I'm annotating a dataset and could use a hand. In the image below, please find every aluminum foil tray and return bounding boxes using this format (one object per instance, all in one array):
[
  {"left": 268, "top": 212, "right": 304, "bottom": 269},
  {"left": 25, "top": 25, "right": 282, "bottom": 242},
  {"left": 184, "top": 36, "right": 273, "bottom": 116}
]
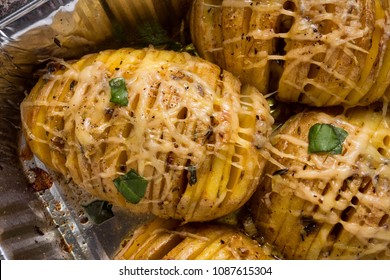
[{"left": 0, "top": 0, "right": 190, "bottom": 260}]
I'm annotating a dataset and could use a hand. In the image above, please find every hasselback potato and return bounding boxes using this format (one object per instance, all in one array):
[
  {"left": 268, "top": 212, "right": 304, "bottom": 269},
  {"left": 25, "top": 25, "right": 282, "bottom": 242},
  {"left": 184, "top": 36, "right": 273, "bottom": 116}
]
[
  {"left": 190, "top": 0, "right": 390, "bottom": 107},
  {"left": 250, "top": 104, "right": 390, "bottom": 259},
  {"left": 20, "top": 47, "right": 273, "bottom": 222},
  {"left": 52, "top": 0, "right": 192, "bottom": 47},
  {"left": 102, "top": 0, "right": 193, "bottom": 30},
  {"left": 114, "top": 218, "right": 274, "bottom": 260}
]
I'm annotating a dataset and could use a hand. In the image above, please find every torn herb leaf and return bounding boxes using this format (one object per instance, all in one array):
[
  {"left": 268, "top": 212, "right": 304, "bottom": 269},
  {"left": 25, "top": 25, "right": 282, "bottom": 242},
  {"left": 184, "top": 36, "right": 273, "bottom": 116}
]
[
  {"left": 188, "top": 165, "right": 197, "bottom": 185},
  {"left": 179, "top": 43, "right": 198, "bottom": 56},
  {"left": 82, "top": 200, "right": 114, "bottom": 225},
  {"left": 134, "top": 20, "right": 197, "bottom": 55},
  {"left": 308, "top": 123, "right": 348, "bottom": 154},
  {"left": 136, "top": 20, "right": 181, "bottom": 50},
  {"left": 109, "top": 77, "right": 128, "bottom": 106},
  {"left": 113, "top": 169, "right": 148, "bottom": 204}
]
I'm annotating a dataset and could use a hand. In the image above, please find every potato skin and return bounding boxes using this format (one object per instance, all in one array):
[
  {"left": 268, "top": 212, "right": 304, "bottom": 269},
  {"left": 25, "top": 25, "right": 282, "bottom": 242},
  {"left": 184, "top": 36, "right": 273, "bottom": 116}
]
[
  {"left": 20, "top": 47, "right": 273, "bottom": 222},
  {"left": 250, "top": 105, "right": 390, "bottom": 259},
  {"left": 190, "top": 0, "right": 390, "bottom": 107},
  {"left": 114, "top": 218, "right": 274, "bottom": 260}
]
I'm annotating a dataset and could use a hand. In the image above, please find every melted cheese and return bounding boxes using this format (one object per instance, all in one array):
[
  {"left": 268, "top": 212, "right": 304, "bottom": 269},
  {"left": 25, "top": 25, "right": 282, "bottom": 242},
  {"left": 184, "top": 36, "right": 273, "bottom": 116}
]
[
  {"left": 252, "top": 107, "right": 390, "bottom": 259},
  {"left": 20, "top": 47, "right": 273, "bottom": 222},
  {"left": 191, "top": 0, "right": 390, "bottom": 106}
]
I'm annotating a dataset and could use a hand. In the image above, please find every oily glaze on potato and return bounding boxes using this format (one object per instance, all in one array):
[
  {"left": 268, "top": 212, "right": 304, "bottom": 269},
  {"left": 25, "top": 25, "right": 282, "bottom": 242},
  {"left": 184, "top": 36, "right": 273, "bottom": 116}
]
[
  {"left": 20, "top": 47, "right": 273, "bottom": 222},
  {"left": 250, "top": 105, "right": 390, "bottom": 259},
  {"left": 190, "top": 0, "right": 390, "bottom": 107},
  {"left": 114, "top": 217, "right": 274, "bottom": 260}
]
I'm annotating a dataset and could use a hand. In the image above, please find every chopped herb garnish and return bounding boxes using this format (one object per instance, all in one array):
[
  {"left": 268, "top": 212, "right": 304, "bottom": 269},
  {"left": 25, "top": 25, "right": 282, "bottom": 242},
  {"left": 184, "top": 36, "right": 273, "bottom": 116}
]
[
  {"left": 308, "top": 123, "right": 348, "bottom": 154},
  {"left": 82, "top": 200, "right": 114, "bottom": 225},
  {"left": 109, "top": 77, "right": 128, "bottom": 106},
  {"left": 133, "top": 20, "right": 197, "bottom": 55},
  {"left": 188, "top": 165, "right": 197, "bottom": 185},
  {"left": 113, "top": 169, "right": 148, "bottom": 204},
  {"left": 136, "top": 20, "right": 181, "bottom": 50}
]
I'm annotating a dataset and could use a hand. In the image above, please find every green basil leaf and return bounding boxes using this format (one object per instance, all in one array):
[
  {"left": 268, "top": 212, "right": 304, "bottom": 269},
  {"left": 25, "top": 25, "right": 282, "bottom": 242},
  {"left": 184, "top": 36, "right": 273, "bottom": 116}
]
[
  {"left": 113, "top": 169, "right": 148, "bottom": 204},
  {"left": 308, "top": 123, "right": 348, "bottom": 154},
  {"left": 109, "top": 77, "right": 128, "bottom": 106},
  {"left": 134, "top": 21, "right": 197, "bottom": 55},
  {"left": 136, "top": 20, "right": 179, "bottom": 49},
  {"left": 82, "top": 200, "right": 114, "bottom": 225}
]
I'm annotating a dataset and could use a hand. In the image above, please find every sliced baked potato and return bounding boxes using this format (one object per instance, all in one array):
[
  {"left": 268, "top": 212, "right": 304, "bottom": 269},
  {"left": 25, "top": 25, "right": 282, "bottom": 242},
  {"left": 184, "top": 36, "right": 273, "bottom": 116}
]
[
  {"left": 190, "top": 0, "right": 390, "bottom": 107},
  {"left": 250, "top": 104, "right": 390, "bottom": 259},
  {"left": 114, "top": 217, "right": 275, "bottom": 260},
  {"left": 20, "top": 47, "right": 273, "bottom": 222}
]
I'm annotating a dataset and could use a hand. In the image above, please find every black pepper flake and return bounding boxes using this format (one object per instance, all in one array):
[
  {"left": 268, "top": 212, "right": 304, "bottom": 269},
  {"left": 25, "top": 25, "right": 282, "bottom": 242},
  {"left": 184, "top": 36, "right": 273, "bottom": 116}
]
[
  {"left": 202, "top": 127, "right": 213, "bottom": 145},
  {"left": 70, "top": 80, "right": 76, "bottom": 91},
  {"left": 54, "top": 37, "right": 62, "bottom": 47},
  {"left": 47, "top": 63, "right": 57, "bottom": 74},
  {"left": 272, "top": 168, "right": 289, "bottom": 176},
  {"left": 300, "top": 215, "right": 318, "bottom": 241},
  {"left": 188, "top": 165, "right": 197, "bottom": 186}
]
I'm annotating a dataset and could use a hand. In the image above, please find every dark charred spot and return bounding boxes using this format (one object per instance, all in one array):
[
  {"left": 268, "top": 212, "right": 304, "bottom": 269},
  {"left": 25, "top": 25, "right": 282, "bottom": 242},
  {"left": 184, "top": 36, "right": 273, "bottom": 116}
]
[
  {"left": 202, "top": 127, "right": 214, "bottom": 145},
  {"left": 51, "top": 136, "right": 65, "bottom": 149},
  {"left": 28, "top": 167, "right": 53, "bottom": 192},
  {"left": 59, "top": 236, "right": 72, "bottom": 253},
  {"left": 300, "top": 215, "right": 318, "bottom": 240},
  {"left": 272, "top": 168, "right": 289, "bottom": 176},
  {"left": 54, "top": 37, "right": 62, "bottom": 47},
  {"left": 166, "top": 152, "right": 174, "bottom": 165},
  {"left": 105, "top": 108, "right": 114, "bottom": 116}
]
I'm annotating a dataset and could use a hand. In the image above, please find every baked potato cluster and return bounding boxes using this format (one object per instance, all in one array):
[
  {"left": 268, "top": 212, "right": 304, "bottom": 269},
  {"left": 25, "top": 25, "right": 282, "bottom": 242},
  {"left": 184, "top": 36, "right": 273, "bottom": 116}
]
[{"left": 20, "top": 0, "right": 390, "bottom": 259}]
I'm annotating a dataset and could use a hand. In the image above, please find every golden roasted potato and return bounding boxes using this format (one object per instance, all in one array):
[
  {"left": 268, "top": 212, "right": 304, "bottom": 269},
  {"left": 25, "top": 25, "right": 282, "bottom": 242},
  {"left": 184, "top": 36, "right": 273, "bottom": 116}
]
[
  {"left": 114, "top": 218, "right": 274, "bottom": 260},
  {"left": 103, "top": 0, "right": 193, "bottom": 30},
  {"left": 190, "top": 0, "right": 390, "bottom": 107},
  {"left": 250, "top": 104, "right": 390, "bottom": 259},
  {"left": 20, "top": 47, "right": 273, "bottom": 222}
]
